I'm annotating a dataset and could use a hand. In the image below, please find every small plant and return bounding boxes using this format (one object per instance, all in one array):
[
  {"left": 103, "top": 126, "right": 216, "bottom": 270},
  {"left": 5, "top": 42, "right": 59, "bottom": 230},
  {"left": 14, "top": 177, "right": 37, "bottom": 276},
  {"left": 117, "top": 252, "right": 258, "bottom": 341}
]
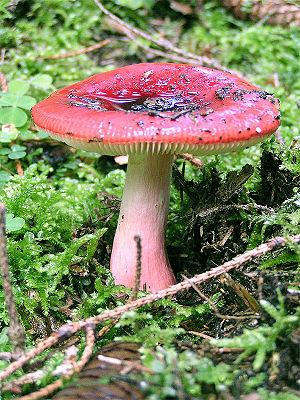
[
  {"left": 211, "top": 290, "right": 299, "bottom": 371},
  {"left": 141, "top": 346, "right": 234, "bottom": 399},
  {"left": 5, "top": 212, "right": 25, "bottom": 232},
  {"left": 0, "top": 75, "right": 53, "bottom": 186},
  {"left": 0, "top": 75, "right": 52, "bottom": 129}
]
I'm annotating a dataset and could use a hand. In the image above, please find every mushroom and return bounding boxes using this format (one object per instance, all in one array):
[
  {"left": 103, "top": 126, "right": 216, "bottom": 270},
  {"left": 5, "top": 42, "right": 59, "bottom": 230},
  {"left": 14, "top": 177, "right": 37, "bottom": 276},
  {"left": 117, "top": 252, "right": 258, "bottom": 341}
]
[{"left": 31, "top": 63, "right": 280, "bottom": 291}]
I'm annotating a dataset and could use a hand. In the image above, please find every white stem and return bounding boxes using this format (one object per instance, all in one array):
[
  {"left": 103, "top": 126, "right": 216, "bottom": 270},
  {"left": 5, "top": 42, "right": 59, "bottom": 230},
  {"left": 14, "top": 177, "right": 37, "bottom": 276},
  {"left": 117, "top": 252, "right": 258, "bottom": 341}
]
[{"left": 110, "top": 152, "right": 176, "bottom": 291}]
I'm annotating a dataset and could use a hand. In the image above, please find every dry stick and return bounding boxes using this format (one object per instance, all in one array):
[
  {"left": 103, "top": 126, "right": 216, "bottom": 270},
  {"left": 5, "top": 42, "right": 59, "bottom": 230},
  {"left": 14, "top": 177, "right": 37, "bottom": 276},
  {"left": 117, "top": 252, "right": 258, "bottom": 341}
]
[
  {"left": 219, "top": 225, "right": 234, "bottom": 247},
  {"left": 0, "top": 72, "right": 8, "bottom": 92},
  {"left": 0, "top": 49, "right": 8, "bottom": 92},
  {"left": 97, "top": 236, "right": 142, "bottom": 339},
  {"left": 97, "top": 354, "right": 153, "bottom": 375},
  {"left": 124, "top": 29, "right": 227, "bottom": 71},
  {"left": 92, "top": 0, "right": 239, "bottom": 74},
  {"left": 14, "top": 159, "right": 24, "bottom": 176},
  {"left": 1, "top": 339, "right": 81, "bottom": 392},
  {"left": 195, "top": 203, "right": 275, "bottom": 219},
  {"left": 182, "top": 274, "right": 260, "bottom": 320},
  {"left": 187, "top": 331, "right": 214, "bottom": 340},
  {"left": 98, "top": 236, "right": 142, "bottom": 336},
  {"left": 0, "top": 204, "right": 26, "bottom": 354},
  {"left": 39, "top": 39, "right": 113, "bottom": 60},
  {"left": 0, "top": 70, "right": 8, "bottom": 93},
  {"left": 129, "top": 235, "right": 142, "bottom": 301},
  {"left": 0, "top": 163, "right": 15, "bottom": 175},
  {"left": 14, "top": 324, "right": 95, "bottom": 400},
  {"left": 1, "top": 368, "right": 48, "bottom": 394},
  {"left": 0, "top": 48, "right": 5, "bottom": 64},
  {"left": 97, "top": 320, "right": 117, "bottom": 339},
  {"left": 0, "top": 352, "right": 18, "bottom": 362},
  {"left": 0, "top": 234, "right": 299, "bottom": 382},
  {"left": 178, "top": 153, "right": 204, "bottom": 168},
  {"left": 220, "top": 272, "right": 262, "bottom": 313}
]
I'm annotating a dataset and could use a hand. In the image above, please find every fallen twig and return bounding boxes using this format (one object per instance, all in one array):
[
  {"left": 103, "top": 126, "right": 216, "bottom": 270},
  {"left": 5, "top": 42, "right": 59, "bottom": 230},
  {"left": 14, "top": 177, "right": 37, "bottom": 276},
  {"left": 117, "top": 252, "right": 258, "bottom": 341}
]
[
  {"left": 0, "top": 163, "right": 15, "bottom": 175},
  {"left": 195, "top": 203, "right": 275, "bottom": 219},
  {"left": 0, "top": 49, "right": 8, "bottom": 92},
  {"left": 92, "top": 0, "right": 243, "bottom": 76},
  {"left": 0, "top": 71, "right": 8, "bottom": 92},
  {"left": 39, "top": 39, "right": 113, "bottom": 60},
  {"left": 129, "top": 235, "right": 142, "bottom": 301},
  {"left": 0, "top": 204, "right": 26, "bottom": 355},
  {"left": 13, "top": 324, "right": 95, "bottom": 400},
  {"left": 1, "top": 368, "right": 48, "bottom": 394},
  {"left": 177, "top": 153, "right": 204, "bottom": 168},
  {"left": 14, "top": 158, "right": 24, "bottom": 176},
  {"left": 182, "top": 273, "right": 260, "bottom": 320},
  {"left": 97, "top": 354, "right": 153, "bottom": 375}
]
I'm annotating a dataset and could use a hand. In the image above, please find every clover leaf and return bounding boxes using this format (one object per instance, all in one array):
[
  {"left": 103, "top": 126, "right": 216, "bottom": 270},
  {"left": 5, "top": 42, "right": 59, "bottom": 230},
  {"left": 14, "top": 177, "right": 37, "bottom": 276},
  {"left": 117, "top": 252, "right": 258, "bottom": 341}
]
[{"left": 6, "top": 213, "right": 25, "bottom": 232}]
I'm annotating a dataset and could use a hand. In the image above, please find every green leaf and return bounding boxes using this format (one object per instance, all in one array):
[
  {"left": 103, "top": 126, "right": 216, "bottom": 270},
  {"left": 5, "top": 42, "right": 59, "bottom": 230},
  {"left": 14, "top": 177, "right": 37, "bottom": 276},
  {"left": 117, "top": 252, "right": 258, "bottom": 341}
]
[
  {"left": 260, "top": 300, "right": 281, "bottom": 320},
  {"left": 0, "top": 93, "right": 17, "bottom": 106},
  {"left": 6, "top": 213, "right": 25, "bottom": 232},
  {"left": 253, "top": 346, "right": 266, "bottom": 371},
  {"left": 15, "top": 95, "right": 36, "bottom": 110},
  {"left": 114, "top": 0, "right": 154, "bottom": 10},
  {"left": 0, "top": 148, "right": 11, "bottom": 155},
  {"left": 0, "top": 93, "right": 36, "bottom": 109},
  {"left": 31, "top": 74, "right": 53, "bottom": 89},
  {"left": 8, "top": 80, "right": 30, "bottom": 96},
  {"left": 0, "top": 107, "right": 27, "bottom": 127},
  {"left": 86, "top": 228, "right": 107, "bottom": 261},
  {"left": 37, "top": 130, "right": 48, "bottom": 139},
  {"left": 0, "top": 126, "right": 19, "bottom": 142},
  {"left": 0, "top": 171, "right": 11, "bottom": 186},
  {"left": 10, "top": 144, "right": 26, "bottom": 152},
  {"left": 8, "top": 151, "right": 26, "bottom": 159}
]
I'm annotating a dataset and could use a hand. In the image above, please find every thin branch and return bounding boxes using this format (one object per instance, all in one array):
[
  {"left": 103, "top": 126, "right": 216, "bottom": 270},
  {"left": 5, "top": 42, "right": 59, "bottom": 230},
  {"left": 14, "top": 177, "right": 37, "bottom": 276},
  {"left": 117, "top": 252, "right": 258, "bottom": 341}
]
[
  {"left": 39, "top": 39, "right": 113, "bottom": 60},
  {"left": 97, "top": 354, "right": 153, "bottom": 374},
  {"left": 182, "top": 274, "right": 260, "bottom": 320},
  {"left": 1, "top": 368, "right": 47, "bottom": 394},
  {"left": 0, "top": 204, "right": 26, "bottom": 354},
  {"left": 0, "top": 352, "right": 21, "bottom": 362},
  {"left": 14, "top": 324, "right": 95, "bottom": 400},
  {"left": 219, "top": 225, "right": 235, "bottom": 247},
  {"left": 0, "top": 49, "right": 8, "bottom": 92},
  {"left": 0, "top": 163, "right": 15, "bottom": 175},
  {"left": 0, "top": 61, "right": 8, "bottom": 93},
  {"left": 124, "top": 29, "right": 226, "bottom": 69},
  {"left": 0, "top": 72, "right": 8, "bottom": 92},
  {"left": 92, "top": 0, "right": 243, "bottom": 76},
  {"left": 0, "top": 49, "right": 5, "bottom": 64},
  {"left": 219, "top": 272, "right": 262, "bottom": 313},
  {"left": 195, "top": 203, "right": 275, "bottom": 219},
  {"left": 129, "top": 235, "right": 142, "bottom": 301},
  {"left": 187, "top": 331, "right": 214, "bottom": 340},
  {"left": 176, "top": 153, "right": 204, "bottom": 168},
  {"left": 0, "top": 234, "right": 298, "bottom": 383},
  {"left": 14, "top": 158, "right": 24, "bottom": 176}
]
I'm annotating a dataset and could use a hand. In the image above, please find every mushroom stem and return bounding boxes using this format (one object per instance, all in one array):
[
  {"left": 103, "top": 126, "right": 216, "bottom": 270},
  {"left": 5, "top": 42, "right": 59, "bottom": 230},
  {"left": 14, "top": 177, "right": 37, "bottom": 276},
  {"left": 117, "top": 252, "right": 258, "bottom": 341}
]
[{"left": 110, "top": 151, "right": 176, "bottom": 291}]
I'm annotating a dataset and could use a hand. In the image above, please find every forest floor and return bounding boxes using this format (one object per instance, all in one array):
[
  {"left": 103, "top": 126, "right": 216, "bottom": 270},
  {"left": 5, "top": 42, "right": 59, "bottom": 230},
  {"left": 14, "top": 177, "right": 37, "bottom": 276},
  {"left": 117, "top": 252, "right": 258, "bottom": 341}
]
[{"left": 0, "top": 1, "right": 299, "bottom": 399}]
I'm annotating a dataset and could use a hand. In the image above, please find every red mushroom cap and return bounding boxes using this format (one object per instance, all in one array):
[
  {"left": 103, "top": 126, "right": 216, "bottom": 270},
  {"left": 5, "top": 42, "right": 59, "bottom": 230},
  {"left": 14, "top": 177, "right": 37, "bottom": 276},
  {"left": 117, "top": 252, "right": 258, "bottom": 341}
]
[{"left": 31, "top": 63, "right": 280, "bottom": 155}]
